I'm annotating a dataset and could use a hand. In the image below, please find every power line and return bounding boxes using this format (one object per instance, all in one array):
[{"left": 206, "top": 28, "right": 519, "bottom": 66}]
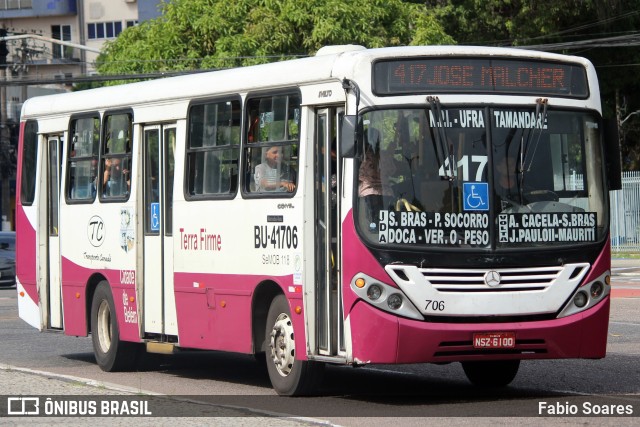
[
  {"left": 525, "top": 10, "right": 640, "bottom": 42},
  {"left": 459, "top": 11, "right": 640, "bottom": 47},
  {"left": 598, "top": 62, "right": 640, "bottom": 68},
  {"left": 3, "top": 31, "right": 640, "bottom": 87},
  {"left": 0, "top": 69, "right": 212, "bottom": 86},
  {"left": 520, "top": 33, "right": 640, "bottom": 51}
]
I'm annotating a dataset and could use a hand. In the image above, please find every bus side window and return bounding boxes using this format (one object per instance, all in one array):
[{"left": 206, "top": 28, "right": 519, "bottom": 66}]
[
  {"left": 100, "top": 113, "right": 133, "bottom": 200},
  {"left": 186, "top": 98, "right": 241, "bottom": 198},
  {"left": 244, "top": 92, "right": 300, "bottom": 196},
  {"left": 67, "top": 116, "right": 100, "bottom": 202},
  {"left": 20, "top": 120, "right": 38, "bottom": 205}
]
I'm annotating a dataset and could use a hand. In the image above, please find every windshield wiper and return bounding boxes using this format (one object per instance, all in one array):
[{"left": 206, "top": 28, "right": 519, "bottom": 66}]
[
  {"left": 427, "top": 96, "right": 455, "bottom": 181},
  {"left": 518, "top": 97, "right": 548, "bottom": 200}
]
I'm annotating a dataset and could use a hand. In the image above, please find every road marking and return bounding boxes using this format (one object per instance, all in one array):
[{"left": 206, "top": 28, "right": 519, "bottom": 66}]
[
  {"left": 610, "top": 321, "right": 640, "bottom": 326},
  {"left": 611, "top": 289, "right": 640, "bottom": 298},
  {"left": 0, "top": 363, "right": 158, "bottom": 395}
]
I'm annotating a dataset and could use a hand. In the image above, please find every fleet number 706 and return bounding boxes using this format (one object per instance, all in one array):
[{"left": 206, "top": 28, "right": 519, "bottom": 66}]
[{"left": 425, "top": 300, "right": 445, "bottom": 311}]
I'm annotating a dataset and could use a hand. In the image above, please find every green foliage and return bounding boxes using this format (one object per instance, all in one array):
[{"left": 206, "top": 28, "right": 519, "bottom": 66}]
[
  {"left": 428, "top": 0, "right": 594, "bottom": 46},
  {"left": 96, "top": 0, "right": 454, "bottom": 78}
]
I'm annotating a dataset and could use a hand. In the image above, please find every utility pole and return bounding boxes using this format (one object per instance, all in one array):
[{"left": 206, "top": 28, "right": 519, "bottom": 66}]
[
  {"left": 0, "top": 27, "right": 13, "bottom": 231},
  {"left": 0, "top": 31, "right": 102, "bottom": 230},
  {"left": 0, "top": 30, "right": 141, "bottom": 230},
  {"left": 18, "top": 37, "right": 28, "bottom": 105}
]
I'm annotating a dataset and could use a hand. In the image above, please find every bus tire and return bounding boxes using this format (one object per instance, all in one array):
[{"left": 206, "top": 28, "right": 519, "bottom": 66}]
[
  {"left": 265, "top": 294, "right": 324, "bottom": 396},
  {"left": 90, "top": 281, "right": 138, "bottom": 372},
  {"left": 462, "top": 360, "right": 520, "bottom": 387}
]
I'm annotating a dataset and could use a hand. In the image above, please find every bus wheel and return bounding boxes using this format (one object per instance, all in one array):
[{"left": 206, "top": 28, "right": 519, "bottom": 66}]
[
  {"left": 265, "top": 295, "right": 324, "bottom": 396},
  {"left": 462, "top": 360, "right": 520, "bottom": 387},
  {"left": 90, "top": 281, "right": 138, "bottom": 372}
]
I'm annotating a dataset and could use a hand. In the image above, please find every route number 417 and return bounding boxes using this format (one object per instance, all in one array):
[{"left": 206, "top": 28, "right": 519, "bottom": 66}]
[{"left": 439, "top": 155, "right": 487, "bottom": 181}]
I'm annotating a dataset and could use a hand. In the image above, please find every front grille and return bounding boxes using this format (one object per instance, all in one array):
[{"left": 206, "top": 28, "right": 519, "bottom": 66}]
[
  {"left": 384, "top": 262, "right": 591, "bottom": 319},
  {"left": 415, "top": 265, "right": 587, "bottom": 293}
]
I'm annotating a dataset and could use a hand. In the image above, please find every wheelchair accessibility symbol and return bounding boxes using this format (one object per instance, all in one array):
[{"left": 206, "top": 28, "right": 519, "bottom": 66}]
[
  {"left": 463, "top": 182, "right": 489, "bottom": 211},
  {"left": 150, "top": 202, "right": 160, "bottom": 231}
]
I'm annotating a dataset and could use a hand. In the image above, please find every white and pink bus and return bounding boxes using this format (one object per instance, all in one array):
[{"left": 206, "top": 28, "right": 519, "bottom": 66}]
[{"left": 16, "top": 45, "right": 621, "bottom": 395}]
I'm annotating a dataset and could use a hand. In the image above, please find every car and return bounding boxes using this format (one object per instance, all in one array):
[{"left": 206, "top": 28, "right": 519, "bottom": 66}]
[{"left": 0, "top": 231, "right": 16, "bottom": 287}]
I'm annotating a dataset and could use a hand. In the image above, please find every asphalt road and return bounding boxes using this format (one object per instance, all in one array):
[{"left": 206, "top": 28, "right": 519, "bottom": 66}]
[{"left": 0, "top": 267, "right": 639, "bottom": 426}]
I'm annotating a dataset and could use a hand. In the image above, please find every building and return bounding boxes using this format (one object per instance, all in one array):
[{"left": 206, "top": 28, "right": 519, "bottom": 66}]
[
  {"left": 0, "top": 0, "right": 162, "bottom": 230},
  {"left": 0, "top": 0, "right": 164, "bottom": 96}
]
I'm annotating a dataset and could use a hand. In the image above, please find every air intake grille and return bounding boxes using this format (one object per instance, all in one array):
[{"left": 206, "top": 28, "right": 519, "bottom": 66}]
[{"left": 415, "top": 265, "right": 586, "bottom": 292}]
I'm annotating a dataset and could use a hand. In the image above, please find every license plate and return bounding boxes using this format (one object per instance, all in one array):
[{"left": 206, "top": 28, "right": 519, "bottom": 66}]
[{"left": 473, "top": 332, "right": 516, "bottom": 349}]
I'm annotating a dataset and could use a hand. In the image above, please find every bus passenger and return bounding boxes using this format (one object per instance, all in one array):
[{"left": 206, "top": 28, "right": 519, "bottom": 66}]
[
  {"left": 359, "top": 131, "right": 384, "bottom": 229},
  {"left": 103, "top": 158, "right": 114, "bottom": 195},
  {"left": 90, "top": 159, "right": 98, "bottom": 198},
  {"left": 254, "top": 146, "right": 296, "bottom": 192},
  {"left": 103, "top": 158, "right": 130, "bottom": 196}
]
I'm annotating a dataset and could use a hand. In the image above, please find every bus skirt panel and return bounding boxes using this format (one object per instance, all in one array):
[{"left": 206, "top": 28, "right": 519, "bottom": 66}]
[{"left": 347, "top": 296, "right": 610, "bottom": 364}]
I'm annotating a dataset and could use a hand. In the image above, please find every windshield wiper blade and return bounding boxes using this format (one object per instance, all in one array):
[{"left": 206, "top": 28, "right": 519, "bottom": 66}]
[
  {"left": 427, "top": 96, "right": 455, "bottom": 181},
  {"left": 523, "top": 98, "right": 548, "bottom": 171},
  {"left": 518, "top": 97, "right": 549, "bottom": 200}
]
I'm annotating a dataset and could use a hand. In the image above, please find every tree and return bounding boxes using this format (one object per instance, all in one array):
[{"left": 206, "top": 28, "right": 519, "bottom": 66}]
[
  {"left": 427, "top": 0, "right": 595, "bottom": 47},
  {"left": 584, "top": 2, "right": 640, "bottom": 170},
  {"left": 96, "top": 0, "right": 454, "bottom": 77}
]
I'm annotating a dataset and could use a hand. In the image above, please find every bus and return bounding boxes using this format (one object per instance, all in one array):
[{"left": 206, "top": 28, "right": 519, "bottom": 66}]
[{"left": 16, "top": 45, "right": 621, "bottom": 395}]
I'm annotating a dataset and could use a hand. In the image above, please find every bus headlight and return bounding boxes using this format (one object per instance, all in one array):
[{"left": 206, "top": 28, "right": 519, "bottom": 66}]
[
  {"left": 558, "top": 271, "right": 610, "bottom": 319},
  {"left": 367, "top": 284, "right": 382, "bottom": 301},
  {"left": 350, "top": 273, "right": 423, "bottom": 320},
  {"left": 590, "top": 281, "right": 604, "bottom": 299},
  {"left": 387, "top": 294, "right": 403, "bottom": 310},
  {"left": 574, "top": 291, "right": 588, "bottom": 308}
]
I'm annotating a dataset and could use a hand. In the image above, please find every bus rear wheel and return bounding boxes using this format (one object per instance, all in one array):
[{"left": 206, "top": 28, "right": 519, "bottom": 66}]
[
  {"left": 462, "top": 360, "right": 520, "bottom": 387},
  {"left": 90, "top": 281, "right": 139, "bottom": 372},
  {"left": 265, "top": 295, "right": 324, "bottom": 396}
]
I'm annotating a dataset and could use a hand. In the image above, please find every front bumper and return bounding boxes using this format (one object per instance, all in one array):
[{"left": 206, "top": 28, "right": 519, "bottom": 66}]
[{"left": 347, "top": 295, "right": 610, "bottom": 364}]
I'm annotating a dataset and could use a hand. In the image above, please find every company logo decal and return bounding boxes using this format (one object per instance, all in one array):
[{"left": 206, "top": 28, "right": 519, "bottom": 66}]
[{"left": 88, "top": 216, "right": 105, "bottom": 247}]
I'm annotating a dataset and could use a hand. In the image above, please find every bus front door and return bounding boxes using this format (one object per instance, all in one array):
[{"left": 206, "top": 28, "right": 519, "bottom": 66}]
[
  {"left": 314, "top": 108, "right": 345, "bottom": 357},
  {"left": 46, "top": 135, "right": 63, "bottom": 329},
  {"left": 142, "top": 125, "right": 177, "bottom": 337}
]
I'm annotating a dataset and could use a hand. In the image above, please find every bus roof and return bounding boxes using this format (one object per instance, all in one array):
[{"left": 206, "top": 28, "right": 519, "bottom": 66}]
[{"left": 21, "top": 45, "right": 596, "bottom": 119}]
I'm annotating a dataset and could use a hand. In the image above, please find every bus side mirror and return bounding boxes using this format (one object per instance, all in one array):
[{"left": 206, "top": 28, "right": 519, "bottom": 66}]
[
  {"left": 340, "top": 115, "right": 358, "bottom": 158},
  {"left": 604, "top": 118, "right": 622, "bottom": 191}
]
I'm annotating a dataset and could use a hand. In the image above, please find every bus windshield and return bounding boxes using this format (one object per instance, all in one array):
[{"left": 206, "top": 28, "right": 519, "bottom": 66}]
[{"left": 356, "top": 107, "right": 607, "bottom": 249}]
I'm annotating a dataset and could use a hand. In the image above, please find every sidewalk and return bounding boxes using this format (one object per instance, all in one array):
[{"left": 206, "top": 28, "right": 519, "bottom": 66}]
[{"left": 612, "top": 258, "right": 640, "bottom": 269}]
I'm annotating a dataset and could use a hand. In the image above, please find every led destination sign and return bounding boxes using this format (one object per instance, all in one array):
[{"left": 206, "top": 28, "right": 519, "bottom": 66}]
[{"left": 373, "top": 57, "right": 589, "bottom": 98}]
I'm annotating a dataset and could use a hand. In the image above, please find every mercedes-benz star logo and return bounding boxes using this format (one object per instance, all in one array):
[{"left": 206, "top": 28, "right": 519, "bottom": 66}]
[{"left": 484, "top": 270, "right": 502, "bottom": 287}]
